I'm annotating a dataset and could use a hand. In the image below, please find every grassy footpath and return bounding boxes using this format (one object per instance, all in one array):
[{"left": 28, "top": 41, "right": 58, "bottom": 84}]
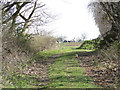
[
  {"left": 3, "top": 43, "right": 100, "bottom": 88},
  {"left": 40, "top": 44, "right": 100, "bottom": 88},
  {"left": 47, "top": 56, "right": 98, "bottom": 88}
]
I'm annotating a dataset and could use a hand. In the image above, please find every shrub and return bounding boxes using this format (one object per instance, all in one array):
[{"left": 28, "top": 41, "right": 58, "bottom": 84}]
[
  {"left": 29, "top": 35, "right": 56, "bottom": 53},
  {"left": 79, "top": 39, "right": 101, "bottom": 50}
]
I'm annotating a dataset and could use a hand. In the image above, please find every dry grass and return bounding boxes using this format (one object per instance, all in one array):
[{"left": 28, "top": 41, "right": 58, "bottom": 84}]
[{"left": 29, "top": 35, "right": 56, "bottom": 53}]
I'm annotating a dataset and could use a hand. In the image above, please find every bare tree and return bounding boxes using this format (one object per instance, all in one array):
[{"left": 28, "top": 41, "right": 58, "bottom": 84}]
[
  {"left": 81, "top": 33, "right": 87, "bottom": 41},
  {"left": 56, "top": 35, "right": 67, "bottom": 43},
  {"left": 2, "top": 0, "right": 54, "bottom": 36}
]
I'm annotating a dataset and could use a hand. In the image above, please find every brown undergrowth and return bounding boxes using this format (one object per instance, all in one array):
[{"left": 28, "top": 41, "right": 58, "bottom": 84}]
[
  {"left": 77, "top": 51, "right": 118, "bottom": 88},
  {"left": 21, "top": 55, "right": 60, "bottom": 87}
]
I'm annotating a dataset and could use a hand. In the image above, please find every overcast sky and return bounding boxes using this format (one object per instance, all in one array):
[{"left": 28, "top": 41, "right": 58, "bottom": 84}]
[{"left": 40, "top": 0, "right": 100, "bottom": 40}]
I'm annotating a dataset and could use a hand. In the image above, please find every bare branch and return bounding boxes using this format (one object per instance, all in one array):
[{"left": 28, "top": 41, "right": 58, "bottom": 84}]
[
  {"left": 3, "top": 2, "right": 21, "bottom": 12},
  {"left": 3, "top": 2, "right": 30, "bottom": 24},
  {"left": 19, "top": 13, "right": 27, "bottom": 21},
  {"left": 28, "top": 1, "right": 37, "bottom": 20},
  {"left": 20, "top": 6, "right": 33, "bottom": 14}
]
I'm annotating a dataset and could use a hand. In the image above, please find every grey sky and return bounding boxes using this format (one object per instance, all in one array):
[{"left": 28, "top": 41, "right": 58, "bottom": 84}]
[{"left": 40, "top": 0, "right": 100, "bottom": 40}]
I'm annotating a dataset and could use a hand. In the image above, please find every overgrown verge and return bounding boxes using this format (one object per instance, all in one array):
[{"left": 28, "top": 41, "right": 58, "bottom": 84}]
[
  {"left": 77, "top": 39, "right": 119, "bottom": 88},
  {"left": 2, "top": 0, "right": 57, "bottom": 88},
  {"left": 87, "top": 1, "right": 120, "bottom": 88},
  {"left": 77, "top": 50, "right": 118, "bottom": 88},
  {"left": 79, "top": 38, "right": 100, "bottom": 50},
  {"left": 2, "top": 30, "right": 56, "bottom": 88}
]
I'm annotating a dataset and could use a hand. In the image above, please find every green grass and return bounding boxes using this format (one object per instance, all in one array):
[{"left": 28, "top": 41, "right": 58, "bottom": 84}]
[
  {"left": 3, "top": 72, "right": 40, "bottom": 88},
  {"left": 38, "top": 43, "right": 100, "bottom": 88},
  {"left": 38, "top": 44, "right": 93, "bottom": 57},
  {"left": 47, "top": 55, "right": 99, "bottom": 88}
]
